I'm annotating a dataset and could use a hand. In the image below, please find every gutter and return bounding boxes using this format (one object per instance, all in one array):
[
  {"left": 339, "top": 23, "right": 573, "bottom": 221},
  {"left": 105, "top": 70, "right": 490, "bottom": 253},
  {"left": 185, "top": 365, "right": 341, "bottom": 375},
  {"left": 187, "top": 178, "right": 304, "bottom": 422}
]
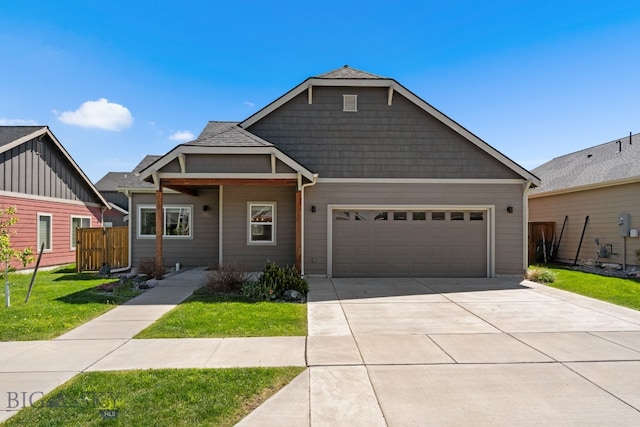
[
  {"left": 300, "top": 174, "right": 319, "bottom": 276},
  {"left": 523, "top": 181, "right": 532, "bottom": 271}
]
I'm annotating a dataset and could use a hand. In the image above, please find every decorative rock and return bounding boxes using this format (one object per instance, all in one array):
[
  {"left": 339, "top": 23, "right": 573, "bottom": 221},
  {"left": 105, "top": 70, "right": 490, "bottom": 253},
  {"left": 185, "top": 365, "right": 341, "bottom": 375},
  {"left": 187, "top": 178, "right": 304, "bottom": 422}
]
[
  {"left": 283, "top": 289, "right": 302, "bottom": 302},
  {"left": 98, "top": 263, "right": 111, "bottom": 277}
]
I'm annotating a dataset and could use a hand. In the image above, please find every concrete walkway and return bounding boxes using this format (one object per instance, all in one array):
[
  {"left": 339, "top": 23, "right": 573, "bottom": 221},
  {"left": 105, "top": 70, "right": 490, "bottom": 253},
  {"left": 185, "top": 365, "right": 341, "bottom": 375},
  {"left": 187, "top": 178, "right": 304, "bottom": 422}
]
[
  {"left": 3, "top": 273, "right": 640, "bottom": 425},
  {"left": 0, "top": 267, "right": 306, "bottom": 422},
  {"left": 238, "top": 277, "right": 640, "bottom": 426}
]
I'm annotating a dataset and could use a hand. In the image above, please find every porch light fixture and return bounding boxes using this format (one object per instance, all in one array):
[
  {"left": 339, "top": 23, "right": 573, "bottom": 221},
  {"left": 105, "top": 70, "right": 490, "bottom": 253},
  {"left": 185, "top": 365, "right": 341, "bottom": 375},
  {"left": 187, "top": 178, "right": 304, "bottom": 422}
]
[
  {"left": 203, "top": 205, "right": 209, "bottom": 212},
  {"left": 311, "top": 205, "right": 317, "bottom": 213},
  {"left": 506, "top": 206, "right": 514, "bottom": 214}
]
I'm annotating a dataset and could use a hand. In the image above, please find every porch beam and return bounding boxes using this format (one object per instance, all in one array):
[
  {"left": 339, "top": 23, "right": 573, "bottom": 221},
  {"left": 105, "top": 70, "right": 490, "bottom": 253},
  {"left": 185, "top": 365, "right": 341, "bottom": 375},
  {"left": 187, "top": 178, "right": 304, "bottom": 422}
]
[
  {"left": 160, "top": 178, "right": 297, "bottom": 187},
  {"left": 163, "top": 185, "right": 199, "bottom": 196},
  {"left": 155, "top": 189, "right": 164, "bottom": 279},
  {"left": 295, "top": 190, "right": 302, "bottom": 272}
]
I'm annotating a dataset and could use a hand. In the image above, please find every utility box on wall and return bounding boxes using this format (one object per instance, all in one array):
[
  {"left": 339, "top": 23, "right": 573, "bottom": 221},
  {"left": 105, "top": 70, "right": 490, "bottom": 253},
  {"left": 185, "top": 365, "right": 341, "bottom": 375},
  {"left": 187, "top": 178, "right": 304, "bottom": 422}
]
[{"left": 619, "top": 213, "right": 631, "bottom": 237}]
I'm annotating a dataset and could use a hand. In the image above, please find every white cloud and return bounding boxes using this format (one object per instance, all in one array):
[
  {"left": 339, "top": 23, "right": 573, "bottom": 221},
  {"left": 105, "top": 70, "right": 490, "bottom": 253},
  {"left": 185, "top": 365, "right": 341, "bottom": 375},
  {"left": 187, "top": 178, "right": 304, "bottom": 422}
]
[
  {"left": 56, "top": 98, "right": 133, "bottom": 131},
  {"left": 169, "top": 130, "right": 195, "bottom": 142},
  {"left": 244, "top": 101, "right": 255, "bottom": 107},
  {"left": 0, "top": 118, "right": 39, "bottom": 126}
]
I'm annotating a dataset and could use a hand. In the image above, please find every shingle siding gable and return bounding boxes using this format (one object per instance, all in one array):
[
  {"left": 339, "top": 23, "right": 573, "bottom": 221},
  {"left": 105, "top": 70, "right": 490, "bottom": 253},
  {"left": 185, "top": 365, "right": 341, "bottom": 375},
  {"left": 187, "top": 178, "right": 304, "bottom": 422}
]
[{"left": 247, "top": 86, "right": 521, "bottom": 179}]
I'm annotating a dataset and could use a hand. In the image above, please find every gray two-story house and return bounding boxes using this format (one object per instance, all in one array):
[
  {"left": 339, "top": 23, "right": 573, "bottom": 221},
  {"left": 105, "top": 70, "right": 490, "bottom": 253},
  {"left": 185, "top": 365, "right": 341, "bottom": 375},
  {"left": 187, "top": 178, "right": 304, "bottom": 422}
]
[{"left": 120, "top": 66, "right": 539, "bottom": 278}]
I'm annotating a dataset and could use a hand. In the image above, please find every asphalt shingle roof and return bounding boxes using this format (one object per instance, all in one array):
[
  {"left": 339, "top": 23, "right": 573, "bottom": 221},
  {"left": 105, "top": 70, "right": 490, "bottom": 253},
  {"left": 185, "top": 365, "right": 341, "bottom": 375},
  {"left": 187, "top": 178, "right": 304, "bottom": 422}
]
[
  {"left": 0, "top": 126, "right": 45, "bottom": 148},
  {"left": 118, "top": 155, "right": 162, "bottom": 188},
  {"left": 530, "top": 132, "right": 640, "bottom": 194},
  {"left": 95, "top": 172, "right": 129, "bottom": 191},
  {"left": 192, "top": 121, "right": 273, "bottom": 147},
  {"left": 316, "top": 65, "right": 385, "bottom": 79}
]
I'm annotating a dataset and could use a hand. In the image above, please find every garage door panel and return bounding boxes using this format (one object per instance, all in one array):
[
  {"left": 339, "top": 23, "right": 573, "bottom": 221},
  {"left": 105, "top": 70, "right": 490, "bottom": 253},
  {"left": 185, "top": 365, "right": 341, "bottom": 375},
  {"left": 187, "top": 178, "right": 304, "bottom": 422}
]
[{"left": 333, "top": 209, "right": 487, "bottom": 277}]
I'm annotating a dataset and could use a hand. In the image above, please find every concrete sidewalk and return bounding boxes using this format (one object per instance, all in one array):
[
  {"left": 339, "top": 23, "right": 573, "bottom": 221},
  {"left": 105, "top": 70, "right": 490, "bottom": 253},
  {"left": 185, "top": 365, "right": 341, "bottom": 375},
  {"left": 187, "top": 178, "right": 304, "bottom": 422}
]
[
  {"left": 3, "top": 273, "right": 640, "bottom": 425},
  {"left": 0, "top": 267, "right": 306, "bottom": 422},
  {"left": 238, "top": 277, "right": 640, "bottom": 427}
]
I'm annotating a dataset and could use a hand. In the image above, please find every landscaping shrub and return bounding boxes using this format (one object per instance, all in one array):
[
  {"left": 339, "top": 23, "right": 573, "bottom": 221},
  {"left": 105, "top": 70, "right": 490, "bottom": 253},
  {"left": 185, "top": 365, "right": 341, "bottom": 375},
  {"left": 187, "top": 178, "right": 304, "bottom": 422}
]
[
  {"left": 203, "top": 262, "right": 250, "bottom": 294},
  {"left": 136, "top": 258, "right": 166, "bottom": 279},
  {"left": 241, "top": 261, "right": 308, "bottom": 300},
  {"left": 525, "top": 267, "right": 557, "bottom": 283}
]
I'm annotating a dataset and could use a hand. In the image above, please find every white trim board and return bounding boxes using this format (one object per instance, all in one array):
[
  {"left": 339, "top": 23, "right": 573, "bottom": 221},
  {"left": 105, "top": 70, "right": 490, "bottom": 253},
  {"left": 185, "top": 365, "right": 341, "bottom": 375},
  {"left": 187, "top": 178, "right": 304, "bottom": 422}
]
[{"left": 325, "top": 204, "right": 495, "bottom": 278}]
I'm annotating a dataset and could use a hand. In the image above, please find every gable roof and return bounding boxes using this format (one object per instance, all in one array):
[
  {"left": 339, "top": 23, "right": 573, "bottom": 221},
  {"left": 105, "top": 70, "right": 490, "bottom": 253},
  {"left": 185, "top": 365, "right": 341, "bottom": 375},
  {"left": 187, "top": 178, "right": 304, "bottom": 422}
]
[
  {"left": 239, "top": 66, "right": 540, "bottom": 185},
  {"left": 95, "top": 172, "right": 129, "bottom": 192},
  {"left": 0, "top": 126, "right": 109, "bottom": 207},
  {"left": 117, "top": 155, "right": 163, "bottom": 190},
  {"left": 192, "top": 121, "right": 273, "bottom": 147},
  {"left": 137, "top": 122, "right": 315, "bottom": 183},
  {"left": 530, "top": 132, "right": 640, "bottom": 196}
]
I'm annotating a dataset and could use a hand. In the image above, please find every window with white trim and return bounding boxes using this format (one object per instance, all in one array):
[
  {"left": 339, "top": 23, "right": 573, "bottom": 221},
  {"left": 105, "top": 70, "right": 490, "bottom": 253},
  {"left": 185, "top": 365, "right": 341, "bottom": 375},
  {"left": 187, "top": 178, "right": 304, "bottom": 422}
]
[
  {"left": 137, "top": 206, "right": 192, "bottom": 238},
  {"left": 38, "top": 213, "right": 52, "bottom": 252},
  {"left": 248, "top": 203, "right": 275, "bottom": 244},
  {"left": 70, "top": 216, "right": 91, "bottom": 250}
]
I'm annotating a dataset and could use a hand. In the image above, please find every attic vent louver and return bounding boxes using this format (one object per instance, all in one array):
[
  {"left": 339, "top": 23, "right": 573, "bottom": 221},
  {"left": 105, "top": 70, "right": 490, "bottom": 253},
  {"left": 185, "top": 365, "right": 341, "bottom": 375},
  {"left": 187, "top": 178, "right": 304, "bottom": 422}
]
[{"left": 343, "top": 94, "right": 357, "bottom": 112}]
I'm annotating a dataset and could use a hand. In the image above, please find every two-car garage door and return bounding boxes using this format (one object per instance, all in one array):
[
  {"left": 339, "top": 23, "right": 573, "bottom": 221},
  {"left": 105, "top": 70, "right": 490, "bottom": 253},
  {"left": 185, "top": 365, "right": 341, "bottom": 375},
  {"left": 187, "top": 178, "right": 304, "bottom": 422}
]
[{"left": 332, "top": 209, "right": 488, "bottom": 277}]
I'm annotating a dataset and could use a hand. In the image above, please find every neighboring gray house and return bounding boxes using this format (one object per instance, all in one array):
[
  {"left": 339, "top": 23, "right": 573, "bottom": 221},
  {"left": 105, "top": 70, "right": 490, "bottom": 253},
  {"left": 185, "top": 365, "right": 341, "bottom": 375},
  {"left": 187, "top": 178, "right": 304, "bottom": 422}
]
[
  {"left": 529, "top": 132, "right": 640, "bottom": 269},
  {"left": 95, "top": 172, "right": 130, "bottom": 226},
  {"left": 122, "top": 66, "right": 539, "bottom": 277}
]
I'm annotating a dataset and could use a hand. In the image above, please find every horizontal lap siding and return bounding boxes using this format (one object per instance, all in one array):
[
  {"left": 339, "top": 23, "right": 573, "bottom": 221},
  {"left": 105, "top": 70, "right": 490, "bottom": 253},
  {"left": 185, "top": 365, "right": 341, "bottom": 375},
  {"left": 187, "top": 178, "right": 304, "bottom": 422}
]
[
  {"left": 0, "top": 194, "right": 102, "bottom": 269},
  {"left": 529, "top": 183, "right": 640, "bottom": 267},
  {"left": 130, "top": 190, "right": 219, "bottom": 268},
  {"left": 222, "top": 185, "right": 296, "bottom": 271},
  {"left": 304, "top": 183, "right": 524, "bottom": 276}
]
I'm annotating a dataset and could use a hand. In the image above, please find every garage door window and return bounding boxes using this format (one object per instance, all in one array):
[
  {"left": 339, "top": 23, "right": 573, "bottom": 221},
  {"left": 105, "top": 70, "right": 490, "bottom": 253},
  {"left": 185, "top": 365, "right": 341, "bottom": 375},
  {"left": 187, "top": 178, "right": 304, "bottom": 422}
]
[
  {"left": 393, "top": 212, "right": 407, "bottom": 221},
  {"left": 431, "top": 212, "right": 445, "bottom": 221},
  {"left": 249, "top": 203, "right": 276, "bottom": 244},
  {"left": 355, "top": 212, "right": 368, "bottom": 221},
  {"left": 470, "top": 212, "right": 484, "bottom": 221},
  {"left": 412, "top": 212, "right": 427, "bottom": 221},
  {"left": 451, "top": 212, "right": 465, "bottom": 221},
  {"left": 374, "top": 212, "right": 388, "bottom": 221}
]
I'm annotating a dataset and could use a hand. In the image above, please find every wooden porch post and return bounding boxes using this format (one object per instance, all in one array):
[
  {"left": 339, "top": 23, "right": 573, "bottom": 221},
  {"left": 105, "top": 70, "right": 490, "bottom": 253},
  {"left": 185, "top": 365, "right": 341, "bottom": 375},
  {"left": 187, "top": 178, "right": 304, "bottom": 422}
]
[
  {"left": 155, "top": 189, "right": 164, "bottom": 279},
  {"left": 295, "top": 190, "right": 302, "bottom": 272}
]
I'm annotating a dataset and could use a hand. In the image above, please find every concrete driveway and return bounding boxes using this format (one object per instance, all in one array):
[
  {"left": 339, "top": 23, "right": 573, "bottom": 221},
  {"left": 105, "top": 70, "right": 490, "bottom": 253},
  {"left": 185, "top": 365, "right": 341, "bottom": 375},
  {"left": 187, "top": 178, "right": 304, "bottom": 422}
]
[{"left": 241, "top": 277, "right": 640, "bottom": 426}]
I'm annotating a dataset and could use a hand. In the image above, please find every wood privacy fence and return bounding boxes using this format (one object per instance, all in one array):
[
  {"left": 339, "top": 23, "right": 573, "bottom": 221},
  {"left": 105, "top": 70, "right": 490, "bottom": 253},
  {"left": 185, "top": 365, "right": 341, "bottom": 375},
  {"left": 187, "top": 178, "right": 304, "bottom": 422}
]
[{"left": 76, "top": 227, "right": 128, "bottom": 272}]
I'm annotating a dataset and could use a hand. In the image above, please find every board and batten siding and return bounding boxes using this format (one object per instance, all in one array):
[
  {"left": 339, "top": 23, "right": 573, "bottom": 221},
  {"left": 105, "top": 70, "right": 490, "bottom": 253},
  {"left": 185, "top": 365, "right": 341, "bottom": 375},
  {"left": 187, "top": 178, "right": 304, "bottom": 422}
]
[
  {"left": 529, "top": 182, "right": 640, "bottom": 268},
  {"left": 0, "top": 135, "right": 101, "bottom": 203},
  {"left": 303, "top": 182, "right": 525, "bottom": 276},
  {"left": 130, "top": 189, "right": 219, "bottom": 268},
  {"left": 222, "top": 185, "right": 296, "bottom": 271},
  {"left": 0, "top": 194, "right": 102, "bottom": 269},
  {"left": 247, "top": 86, "right": 522, "bottom": 180}
]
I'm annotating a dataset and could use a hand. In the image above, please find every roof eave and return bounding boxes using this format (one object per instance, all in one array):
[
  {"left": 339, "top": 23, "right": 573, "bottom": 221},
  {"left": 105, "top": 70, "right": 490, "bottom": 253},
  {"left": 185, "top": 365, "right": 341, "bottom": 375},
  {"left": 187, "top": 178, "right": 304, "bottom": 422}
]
[{"left": 528, "top": 176, "right": 640, "bottom": 198}]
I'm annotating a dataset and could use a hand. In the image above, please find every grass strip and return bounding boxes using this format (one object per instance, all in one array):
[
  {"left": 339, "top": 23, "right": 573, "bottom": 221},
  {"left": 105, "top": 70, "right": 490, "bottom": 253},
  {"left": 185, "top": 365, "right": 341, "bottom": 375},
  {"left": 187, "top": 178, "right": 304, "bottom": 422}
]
[
  {"left": 537, "top": 265, "right": 640, "bottom": 311},
  {"left": 2, "top": 367, "right": 305, "bottom": 427},
  {"left": 0, "top": 266, "right": 140, "bottom": 341},
  {"left": 136, "top": 294, "right": 307, "bottom": 338}
]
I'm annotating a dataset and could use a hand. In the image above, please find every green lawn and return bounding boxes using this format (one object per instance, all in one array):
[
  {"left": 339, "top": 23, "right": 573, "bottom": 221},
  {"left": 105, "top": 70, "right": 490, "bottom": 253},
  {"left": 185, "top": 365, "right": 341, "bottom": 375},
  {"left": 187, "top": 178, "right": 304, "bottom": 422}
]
[
  {"left": 0, "top": 266, "right": 140, "bottom": 341},
  {"left": 136, "top": 293, "right": 307, "bottom": 338},
  {"left": 533, "top": 265, "right": 640, "bottom": 311},
  {"left": 1, "top": 367, "right": 305, "bottom": 427}
]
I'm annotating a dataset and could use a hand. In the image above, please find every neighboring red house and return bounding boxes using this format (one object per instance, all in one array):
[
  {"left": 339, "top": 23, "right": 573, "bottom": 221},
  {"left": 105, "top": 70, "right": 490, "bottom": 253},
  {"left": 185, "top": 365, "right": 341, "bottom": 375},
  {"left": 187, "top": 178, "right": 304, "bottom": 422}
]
[{"left": 0, "top": 126, "right": 109, "bottom": 269}]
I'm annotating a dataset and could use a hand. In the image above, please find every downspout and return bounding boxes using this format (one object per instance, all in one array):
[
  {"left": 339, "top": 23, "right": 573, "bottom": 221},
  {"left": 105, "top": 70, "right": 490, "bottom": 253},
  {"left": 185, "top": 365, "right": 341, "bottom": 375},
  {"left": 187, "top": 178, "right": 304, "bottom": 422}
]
[
  {"left": 300, "top": 173, "right": 319, "bottom": 276},
  {"left": 111, "top": 190, "right": 132, "bottom": 273},
  {"left": 523, "top": 180, "right": 532, "bottom": 272}
]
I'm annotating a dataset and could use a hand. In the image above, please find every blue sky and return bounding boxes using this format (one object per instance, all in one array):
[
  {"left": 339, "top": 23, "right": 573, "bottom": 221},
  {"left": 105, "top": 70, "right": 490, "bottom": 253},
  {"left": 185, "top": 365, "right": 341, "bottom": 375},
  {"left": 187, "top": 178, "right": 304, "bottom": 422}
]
[{"left": 1, "top": 0, "right": 639, "bottom": 182}]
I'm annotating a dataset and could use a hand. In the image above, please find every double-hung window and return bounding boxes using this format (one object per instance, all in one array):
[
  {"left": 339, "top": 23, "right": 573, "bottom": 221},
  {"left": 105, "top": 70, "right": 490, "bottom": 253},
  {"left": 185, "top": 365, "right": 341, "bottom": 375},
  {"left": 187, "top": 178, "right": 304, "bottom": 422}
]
[
  {"left": 138, "top": 206, "right": 192, "bottom": 238},
  {"left": 70, "top": 216, "right": 91, "bottom": 250},
  {"left": 248, "top": 203, "right": 275, "bottom": 244},
  {"left": 38, "top": 213, "right": 52, "bottom": 252}
]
